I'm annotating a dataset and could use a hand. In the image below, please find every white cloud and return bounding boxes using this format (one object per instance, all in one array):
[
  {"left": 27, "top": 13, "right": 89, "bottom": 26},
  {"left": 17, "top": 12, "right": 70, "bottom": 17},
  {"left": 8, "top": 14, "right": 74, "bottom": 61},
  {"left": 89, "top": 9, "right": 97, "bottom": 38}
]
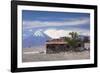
[
  {"left": 23, "top": 17, "right": 90, "bottom": 29},
  {"left": 44, "top": 29, "right": 90, "bottom": 39},
  {"left": 28, "top": 29, "right": 33, "bottom": 32},
  {"left": 44, "top": 29, "right": 70, "bottom": 38}
]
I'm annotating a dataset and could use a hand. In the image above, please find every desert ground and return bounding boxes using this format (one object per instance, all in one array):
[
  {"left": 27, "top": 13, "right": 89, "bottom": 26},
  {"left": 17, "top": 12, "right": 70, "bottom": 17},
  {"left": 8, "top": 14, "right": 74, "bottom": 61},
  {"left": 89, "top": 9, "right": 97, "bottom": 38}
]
[{"left": 22, "top": 48, "right": 90, "bottom": 62}]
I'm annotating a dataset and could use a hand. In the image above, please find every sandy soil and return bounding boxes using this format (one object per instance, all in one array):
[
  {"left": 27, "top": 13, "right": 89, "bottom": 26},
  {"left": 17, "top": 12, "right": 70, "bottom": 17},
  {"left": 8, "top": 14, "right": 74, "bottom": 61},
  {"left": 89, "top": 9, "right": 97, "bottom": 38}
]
[{"left": 22, "top": 48, "right": 90, "bottom": 62}]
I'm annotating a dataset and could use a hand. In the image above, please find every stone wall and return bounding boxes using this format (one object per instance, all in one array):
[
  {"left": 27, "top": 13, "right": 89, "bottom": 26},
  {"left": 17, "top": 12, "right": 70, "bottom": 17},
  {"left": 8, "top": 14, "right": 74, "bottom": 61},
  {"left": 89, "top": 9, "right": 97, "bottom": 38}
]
[{"left": 46, "top": 44, "right": 69, "bottom": 54}]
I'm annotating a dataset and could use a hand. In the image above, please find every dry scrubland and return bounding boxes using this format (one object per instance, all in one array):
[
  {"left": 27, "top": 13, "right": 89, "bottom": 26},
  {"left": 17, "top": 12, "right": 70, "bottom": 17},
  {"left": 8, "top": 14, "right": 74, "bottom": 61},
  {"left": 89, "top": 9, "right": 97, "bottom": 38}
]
[{"left": 22, "top": 48, "right": 90, "bottom": 62}]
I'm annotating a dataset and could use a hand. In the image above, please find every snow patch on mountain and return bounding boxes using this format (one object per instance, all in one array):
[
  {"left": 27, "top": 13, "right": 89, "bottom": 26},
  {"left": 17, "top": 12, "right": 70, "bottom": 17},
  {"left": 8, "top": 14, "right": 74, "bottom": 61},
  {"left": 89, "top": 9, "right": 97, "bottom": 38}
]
[{"left": 33, "top": 29, "right": 44, "bottom": 37}]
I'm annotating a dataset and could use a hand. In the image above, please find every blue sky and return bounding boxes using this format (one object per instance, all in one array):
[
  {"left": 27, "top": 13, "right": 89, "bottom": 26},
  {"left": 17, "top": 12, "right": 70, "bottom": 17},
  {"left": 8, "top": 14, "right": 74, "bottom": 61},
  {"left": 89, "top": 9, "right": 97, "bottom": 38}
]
[
  {"left": 22, "top": 10, "right": 90, "bottom": 39},
  {"left": 22, "top": 10, "right": 89, "bottom": 22}
]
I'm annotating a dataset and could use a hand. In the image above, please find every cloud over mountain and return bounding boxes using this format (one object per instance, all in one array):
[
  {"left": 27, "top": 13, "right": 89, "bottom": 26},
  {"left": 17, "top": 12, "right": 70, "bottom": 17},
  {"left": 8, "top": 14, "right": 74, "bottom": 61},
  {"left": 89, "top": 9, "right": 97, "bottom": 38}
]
[{"left": 44, "top": 29, "right": 90, "bottom": 39}]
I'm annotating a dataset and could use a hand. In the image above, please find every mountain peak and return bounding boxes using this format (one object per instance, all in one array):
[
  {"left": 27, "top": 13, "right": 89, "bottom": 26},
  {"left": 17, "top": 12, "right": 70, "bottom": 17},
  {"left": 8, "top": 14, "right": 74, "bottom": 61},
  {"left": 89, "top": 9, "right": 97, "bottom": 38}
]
[
  {"left": 33, "top": 29, "right": 44, "bottom": 37},
  {"left": 23, "top": 29, "right": 51, "bottom": 48}
]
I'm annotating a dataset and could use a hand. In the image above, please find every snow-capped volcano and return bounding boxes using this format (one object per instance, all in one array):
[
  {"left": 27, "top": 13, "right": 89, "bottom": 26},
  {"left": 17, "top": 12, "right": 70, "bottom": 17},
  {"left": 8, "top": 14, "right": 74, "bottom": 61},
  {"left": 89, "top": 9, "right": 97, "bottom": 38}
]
[
  {"left": 23, "top": 29, "right": 51, "bottom": 48},
  {"left": 33, "top": 29, "right": 44, "bottom": 37}
]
